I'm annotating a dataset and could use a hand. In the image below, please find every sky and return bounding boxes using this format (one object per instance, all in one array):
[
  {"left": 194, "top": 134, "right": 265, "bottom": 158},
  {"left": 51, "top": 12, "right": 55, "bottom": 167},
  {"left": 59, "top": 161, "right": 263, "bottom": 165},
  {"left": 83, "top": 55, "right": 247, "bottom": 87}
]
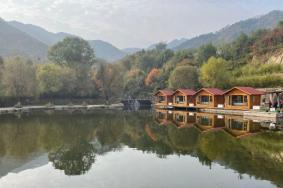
[{"left": 1, "top": 0, "right": 283, "bottom": 48}]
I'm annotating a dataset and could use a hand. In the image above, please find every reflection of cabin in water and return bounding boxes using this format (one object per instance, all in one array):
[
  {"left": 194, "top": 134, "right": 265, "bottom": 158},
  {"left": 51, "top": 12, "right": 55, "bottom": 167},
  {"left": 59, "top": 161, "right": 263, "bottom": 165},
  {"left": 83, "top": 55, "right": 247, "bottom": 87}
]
[
  {"left": 224, "top": 115, "right": 261, "bottom": 138},
  {"left": 172, "top": 111, "right": 196, "bottom": 128},
  {"left": 224, "top": 87, "right": 264, "bottom": 110},
  {"left": 154, "top": 90, "right": 174, "bottom": 108},
  {"left": 172, "top": 89, "right": 196, "bottom": 108},
  {"left": 195, "top": 113, "right": 225, "bottom": 132},
  {"left": 195, "top": 88, "right": 225, "bottom": 109},
  {"left": 154, "top": 109, "right": 173, "bottom": 125}
]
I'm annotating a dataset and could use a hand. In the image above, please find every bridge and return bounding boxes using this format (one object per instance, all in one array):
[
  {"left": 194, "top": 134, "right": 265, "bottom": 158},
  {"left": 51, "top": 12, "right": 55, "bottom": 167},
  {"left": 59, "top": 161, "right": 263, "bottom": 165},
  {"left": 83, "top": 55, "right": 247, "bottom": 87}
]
[{"left": 121, "top": 99, "right": 152, "bottom": 110}]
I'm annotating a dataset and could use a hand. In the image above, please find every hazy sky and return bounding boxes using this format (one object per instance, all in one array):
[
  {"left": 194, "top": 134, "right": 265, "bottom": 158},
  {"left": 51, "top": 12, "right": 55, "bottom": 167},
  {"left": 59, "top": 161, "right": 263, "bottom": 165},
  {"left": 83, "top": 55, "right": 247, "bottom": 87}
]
[{"left": 1, "top": 0, "right": 283, "bottom": 48}]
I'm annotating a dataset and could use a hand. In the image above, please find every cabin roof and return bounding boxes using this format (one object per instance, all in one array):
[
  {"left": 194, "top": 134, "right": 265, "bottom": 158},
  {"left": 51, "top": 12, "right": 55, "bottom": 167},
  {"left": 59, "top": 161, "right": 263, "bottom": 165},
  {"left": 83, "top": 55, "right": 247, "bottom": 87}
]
[
  {"left": 224, "top": 87, "right": 265, "bottom": 95},
  {"left": 154, "top": 89, "right": 174, "bottom": 96},
  {"left": 196, "top": 88, "right": 224, "bottom": 95},
  {"left": 174, "top": 89, "right": 196, "bottom": 96}
]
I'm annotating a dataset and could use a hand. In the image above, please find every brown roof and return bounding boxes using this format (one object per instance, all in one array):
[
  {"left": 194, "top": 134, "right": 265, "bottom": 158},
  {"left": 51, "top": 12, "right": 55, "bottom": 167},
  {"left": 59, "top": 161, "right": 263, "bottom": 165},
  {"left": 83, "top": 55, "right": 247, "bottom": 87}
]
[
  {"left": 154, "top": 89, "right": 174, "bottom": 96},
  {"left": 196, "top": 88, "right": 225, "bottom": 95},
  {"left": 224, "top": 87, "right": 265, "bottom": 95},
  {"left": 174, "top": 89, "right": 196, "bottom": 96}
]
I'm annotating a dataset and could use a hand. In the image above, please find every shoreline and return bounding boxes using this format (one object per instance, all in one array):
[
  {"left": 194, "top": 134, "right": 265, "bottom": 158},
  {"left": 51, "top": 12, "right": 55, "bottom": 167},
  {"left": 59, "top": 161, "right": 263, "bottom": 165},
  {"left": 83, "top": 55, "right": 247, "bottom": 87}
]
[{"left": 0, "top": 103, "right": 124, "bottom": 114}]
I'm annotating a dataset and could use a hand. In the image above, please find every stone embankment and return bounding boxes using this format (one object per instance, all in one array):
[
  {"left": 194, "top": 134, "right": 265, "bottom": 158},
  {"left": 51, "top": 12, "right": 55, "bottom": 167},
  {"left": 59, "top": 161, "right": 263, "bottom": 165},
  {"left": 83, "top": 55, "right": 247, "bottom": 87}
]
[{"left": 0, "top": 103, "right": 124, "bottom": 114}]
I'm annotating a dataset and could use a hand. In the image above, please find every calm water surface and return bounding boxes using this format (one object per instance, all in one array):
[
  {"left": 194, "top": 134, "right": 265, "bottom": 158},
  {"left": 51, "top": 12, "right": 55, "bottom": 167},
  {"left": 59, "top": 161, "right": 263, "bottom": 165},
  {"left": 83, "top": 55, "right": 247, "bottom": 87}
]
[{"left": 0, "top": 109, "right": 282, "bottom": 188}]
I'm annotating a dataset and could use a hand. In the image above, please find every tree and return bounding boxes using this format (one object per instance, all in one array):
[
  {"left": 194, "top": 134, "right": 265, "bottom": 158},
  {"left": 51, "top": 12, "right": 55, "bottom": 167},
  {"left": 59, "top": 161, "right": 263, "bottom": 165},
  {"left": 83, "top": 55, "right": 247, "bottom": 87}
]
[
  {"left": 2, "top": 57, "right": 37, "bottom": 98},
  {"left": 37, "top": 63, "right": 76, "bottom": 97},
  {"left": 168, "top": 65, "right": 199, "bottom": 89},
  {"left": 196, "top": 43, "right": 217, "bottom": 65},
  {"left": 200, "top": 57, "right": 231, "bottom": 88},
  {"left": 37, "top": 64, "right": 64, "bottom": 95},
  {"left": 155, "top": 43, "right": 167, "bottom": 51},
  {"left": 48, "top": 37, "right": 96, "bottom": 97},
  {"left": 145, "top": 68, "right": 160, "bottom": 86},
  {"left": 49, "top": 140, "right": 96, "bottom": 175},
  {"left": 123, "top": 68, "right": 146, "bottom": 97},
  {"left": 48, "top": 37, "right": 95, "bottom": 68},
  {"left": 0, "top": 56, "right": 4, "bottom": 94},
  {"left": 93, "top": 63, "right": 123, "bottom": 104},
  {"left": 0, "top": 56, "right": 3, "bottom": 65}
]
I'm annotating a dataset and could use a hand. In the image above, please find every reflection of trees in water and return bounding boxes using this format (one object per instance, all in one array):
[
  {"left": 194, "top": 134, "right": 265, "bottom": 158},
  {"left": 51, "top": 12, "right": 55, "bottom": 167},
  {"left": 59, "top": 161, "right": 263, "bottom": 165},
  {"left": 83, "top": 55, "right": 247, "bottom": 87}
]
[
  {"left": 0, "top": 111, "right": 282, "bottom": 186},
  {"left": 48, "top": 140, "right": 95, "bottom": 175}
]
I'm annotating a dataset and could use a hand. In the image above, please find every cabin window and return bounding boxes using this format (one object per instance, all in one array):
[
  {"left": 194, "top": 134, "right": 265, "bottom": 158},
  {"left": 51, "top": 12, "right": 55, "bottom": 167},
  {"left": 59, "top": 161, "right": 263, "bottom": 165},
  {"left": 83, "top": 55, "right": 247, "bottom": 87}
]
[
  {"left": 244, "top": 96, "right": 248, "bottom": 103},
  {"left": 229, "top": 119, "right": 247, "bottom": 130},
  {"left": 175, "top": 114, "right": 185, "bottom": 122},
  {"left": 198, "top": 116, "right": 212, "bottom": 126},
  {"left": 158, "top": 96, "right": 165, "bottom": 103},
  {"left": 175, "top": 96, "right": 185, "bottom": 104},
  {"left": 158, "top": 112, "right": 165, "bottom": 119},
  {"left": 231, "top": 95, "right": 247, "bottom": 106},
  {"left": 199, "top": 95, "right": 210, "bottom": 104}
]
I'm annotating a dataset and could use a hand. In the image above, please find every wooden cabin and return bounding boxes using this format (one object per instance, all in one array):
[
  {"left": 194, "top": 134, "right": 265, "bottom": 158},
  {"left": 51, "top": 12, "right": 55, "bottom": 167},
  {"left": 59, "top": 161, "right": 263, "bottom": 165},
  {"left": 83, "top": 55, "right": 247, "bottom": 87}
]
[
  {"left": 154, "top": 109, "right": 173, "bottom": 125},
  {"left": 195, "top": 88, "right": 225, "bottom": 109},
  {"left": 172, "top": 111, "right": 196, "bottom": 128},
  {"left": 224, "top": 115, "right": 261, "bottom": 138},
  {"left": 154, "top": 90, "right": 174, "bottom": 108},
  {"left": 172, "top": 89, "right": 196, "bottom": 108},
  {"left": 224, "top": 87, "right": 264, "bottom": 110},
  {"left": 195, "top": 112, "right": 225, "bottom": 132}
]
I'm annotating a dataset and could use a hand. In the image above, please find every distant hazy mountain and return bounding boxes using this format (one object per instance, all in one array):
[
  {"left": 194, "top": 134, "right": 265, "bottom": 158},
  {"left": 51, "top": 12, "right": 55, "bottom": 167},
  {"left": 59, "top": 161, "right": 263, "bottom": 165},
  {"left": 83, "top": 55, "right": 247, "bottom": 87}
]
[
  {"left": 88, "top": 40, "right": 126, "bottom": 62},
  {"left": 8, "top": 20, "right": 127, "bottom": 61},
  {"left": 9, "top": 21, "right": 71, "bottom": 46},
  {"left": 2, "top": 10, "right": 283, "bottom": 61},
  {"left": 0, "top": 18, "right": 48, "bottom": 59},
  {"left": 147, "top": 38, "right": 187, "bottom": 50},
  {"left": 167, "top": 38, "right": 187, "bottom": 49},
  {"left": 123, "top": 48, "right": 142, "bottom": 54},
  {"left": 175, "top": 10, "right": 283, "bottom": 50}
]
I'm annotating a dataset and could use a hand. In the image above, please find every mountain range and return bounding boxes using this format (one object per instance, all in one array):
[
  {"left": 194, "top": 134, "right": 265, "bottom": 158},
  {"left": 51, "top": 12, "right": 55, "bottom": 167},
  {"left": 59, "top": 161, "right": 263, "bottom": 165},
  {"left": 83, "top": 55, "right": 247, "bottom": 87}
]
[
  {"left": 175, "top": 10, "right": 283, "bottom": 50},
  {"left": 0, "top": 18, "right": 48, "bottom": 59},
  {"left": 0, "top": 10, "right": 283, "bottom": 62},
  {"left": 6, "top": 21, "right": 129, "bottom": 62}
]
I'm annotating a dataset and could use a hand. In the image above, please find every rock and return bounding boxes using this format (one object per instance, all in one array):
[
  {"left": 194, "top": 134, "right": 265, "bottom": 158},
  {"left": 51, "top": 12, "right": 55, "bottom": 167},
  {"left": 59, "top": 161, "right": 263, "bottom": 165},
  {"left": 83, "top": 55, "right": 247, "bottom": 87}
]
[{"left": 267, "top": 50, "right": 283, "bottom": 64}]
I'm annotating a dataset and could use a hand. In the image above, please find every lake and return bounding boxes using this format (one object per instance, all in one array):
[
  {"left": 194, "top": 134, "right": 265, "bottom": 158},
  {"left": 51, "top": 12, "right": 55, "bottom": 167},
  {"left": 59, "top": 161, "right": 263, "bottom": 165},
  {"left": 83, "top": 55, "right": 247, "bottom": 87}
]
[{"left": 0, "top": 109, "right": 282, "bottom": 188}]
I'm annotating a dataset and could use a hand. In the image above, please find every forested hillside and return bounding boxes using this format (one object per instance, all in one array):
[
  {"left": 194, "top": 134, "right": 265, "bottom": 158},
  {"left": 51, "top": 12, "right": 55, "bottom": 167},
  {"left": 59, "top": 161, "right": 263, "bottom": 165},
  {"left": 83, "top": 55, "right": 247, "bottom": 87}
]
[
  {"left": 115, "top": 21, "right": 283, "bottom": 98},
  {"left": 2, "top": 10, "right": 283, "bottom": 63},
  {"left": 175, "top": 10, "right": 283, "bottom": 50},
  {"left": 0, "top": 21, "right": 283, "bottom": 104}
]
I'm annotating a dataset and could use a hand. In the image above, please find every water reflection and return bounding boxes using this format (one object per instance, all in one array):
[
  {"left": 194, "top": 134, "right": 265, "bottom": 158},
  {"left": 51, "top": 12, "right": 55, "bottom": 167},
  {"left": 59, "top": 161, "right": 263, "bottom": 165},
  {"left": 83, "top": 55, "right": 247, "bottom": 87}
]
[
  {"left": 48, "top": 140, "right": 96, "bottom": 175},
  {"left": 0, "top": 110, "right": 282, "bottom": 188},
  {"left": 156, "top": 109, "right": 270, "bottom": 138}
]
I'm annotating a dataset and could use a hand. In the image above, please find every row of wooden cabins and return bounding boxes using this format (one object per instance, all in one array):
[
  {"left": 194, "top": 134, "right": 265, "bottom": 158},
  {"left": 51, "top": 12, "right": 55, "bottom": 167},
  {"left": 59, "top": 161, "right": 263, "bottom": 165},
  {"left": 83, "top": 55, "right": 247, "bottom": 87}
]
[{"left": 154, "top": 87, "right": 264, "bottom": 111}]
